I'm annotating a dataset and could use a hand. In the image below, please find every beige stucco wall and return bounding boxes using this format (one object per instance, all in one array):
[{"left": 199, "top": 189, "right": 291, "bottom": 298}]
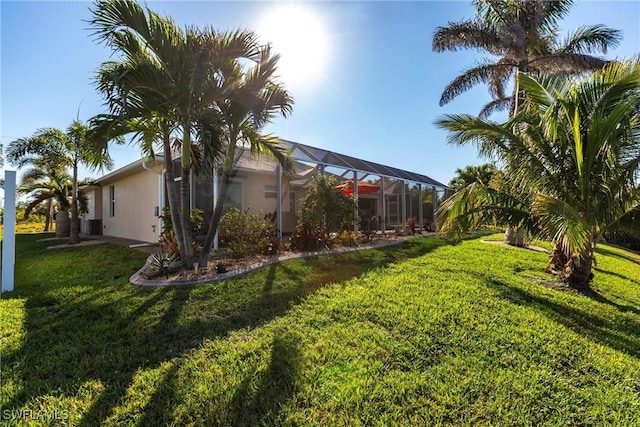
[
  {"left": 101, "top": 170, "right": 161, "bottom": 243},
  {"left": 235, "top": 170, "right": 300, "bottom": 233}
]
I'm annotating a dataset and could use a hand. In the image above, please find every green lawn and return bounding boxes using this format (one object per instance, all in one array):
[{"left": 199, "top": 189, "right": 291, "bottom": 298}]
[{"left": 1, "top": 232, "right": 639, "bottom": 425}]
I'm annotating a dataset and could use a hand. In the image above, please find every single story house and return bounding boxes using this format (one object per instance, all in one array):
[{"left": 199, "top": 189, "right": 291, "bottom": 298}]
[{"left": 80, "top": 139, "right": 449, "bottom": 244}]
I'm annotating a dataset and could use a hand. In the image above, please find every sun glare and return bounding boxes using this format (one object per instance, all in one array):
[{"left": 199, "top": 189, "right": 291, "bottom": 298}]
[{"left": 257, "top": 5, "right": 329, "bottom": 89}]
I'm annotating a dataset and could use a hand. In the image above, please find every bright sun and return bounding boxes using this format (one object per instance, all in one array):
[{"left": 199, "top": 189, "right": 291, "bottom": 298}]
[{"left": 257, "top": 5, "right": 329, "bottom": 89}]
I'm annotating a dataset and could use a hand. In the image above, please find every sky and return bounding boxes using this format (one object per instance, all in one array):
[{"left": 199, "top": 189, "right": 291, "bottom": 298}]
[{"left": 1, "top": 0, "right": 639, "bottom": 188}]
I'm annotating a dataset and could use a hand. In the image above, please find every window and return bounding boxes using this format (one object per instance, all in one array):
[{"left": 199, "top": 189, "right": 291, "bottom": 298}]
[
  {"left": 223, "top": 181, "right": 243, "bottom": 212},
  {"left": 109, "top": 185, "right": 115, "bottom": 217},
  {"left": 264, "top": 185, "right": 277, "bottom": 199}
]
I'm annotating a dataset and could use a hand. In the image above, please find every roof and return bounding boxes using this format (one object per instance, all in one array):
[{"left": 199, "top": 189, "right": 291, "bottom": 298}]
[
  {"left": 95, "top": 156, "right": 163, "bottom": 185},
  {"left": 94, "top": 140, "right": 448, "bottom": 190},
  {"left": 279, "top": 139, "right": 448, "bottom": 189}
]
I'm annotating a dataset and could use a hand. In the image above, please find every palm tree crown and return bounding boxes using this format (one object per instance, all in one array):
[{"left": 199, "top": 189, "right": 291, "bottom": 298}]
[
  {"left": 433, "top": 0, "right": 622, "bottom": 117},
  {"left": 90, "top": 0, "right": 293, "bottom": 268}
]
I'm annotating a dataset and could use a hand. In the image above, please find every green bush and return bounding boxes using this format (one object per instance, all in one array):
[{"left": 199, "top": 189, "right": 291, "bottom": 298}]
[
  {"left": 298, "top": 174, "right": 357, "bottom": 232},
  {"left": 190, "top": 208, "right": 204, "bottom": 235},
  {"left": 219, "top": 208, "right": 275, "bottom": 258}
]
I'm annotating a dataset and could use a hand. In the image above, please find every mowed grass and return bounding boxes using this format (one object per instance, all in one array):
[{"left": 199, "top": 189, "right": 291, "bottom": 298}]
[{"left": 1, "top": 233, "right": 639, "bottom": 425}]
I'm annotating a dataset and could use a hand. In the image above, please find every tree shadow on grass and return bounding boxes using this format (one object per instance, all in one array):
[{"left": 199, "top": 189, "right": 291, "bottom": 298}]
[
  {"left": 228, "top": 333, "right": 300, "bottom": 426},
  {"left": 593, "top": 267, "right": 640, "bottom": 287},
  {"left": 485, "top": 278, "right": 640, "bottom": 359},
  {"left": 576, "top": 286, "right": 640, "bottom": 316},
  {"left": 596, "top": 246, "right": 640, "bottom": 266},
  {"left": 4, "top": 235, "right": 448, "bottom": 425},
  {"left": 263, "top": 235, "right": 449, "bottom": 296}
]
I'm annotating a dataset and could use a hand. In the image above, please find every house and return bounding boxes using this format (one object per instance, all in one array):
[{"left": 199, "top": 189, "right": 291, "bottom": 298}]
[{"left": 80, "top": 139, "right": 449, "bottom": 244}]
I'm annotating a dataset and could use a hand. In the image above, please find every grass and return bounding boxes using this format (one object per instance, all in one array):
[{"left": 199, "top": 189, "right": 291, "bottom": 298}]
[{"left": 1, "top": 232, "right": 639, "bottom": 425}]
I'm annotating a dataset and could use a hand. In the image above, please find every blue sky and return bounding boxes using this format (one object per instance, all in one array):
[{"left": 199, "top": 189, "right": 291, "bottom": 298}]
[{"left": 2, "top": 1, "right": 639, "bottom": 187}]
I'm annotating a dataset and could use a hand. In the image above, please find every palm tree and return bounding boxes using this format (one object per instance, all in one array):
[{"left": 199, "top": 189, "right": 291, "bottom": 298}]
[
  {"left": 434, "top": 0, "right": 622, "bottom": 247},
  {"left": 448, "top": 163, "right": 497, "bottom": 191},
  {"left": 435, "top": 60, "right": 640, "bottom": 289},
  {"left": 18, "top": 168, "right": 74, "bottom": 235},
  {"left": 90, "top": 0, "right": 262, "bottom": 267},
  {"left": 197, "top": 45, "right": 294, "bottom": 266},
  {"left": 7, "top": 123, "right": 113, "bottom": 242},
  {"left": 16, "top": 173, "right": 90, "bottom": 235},
  {"left": 6, "top": 135, "right": 67, "bottom": 232},
  {"left": 433, "top": 0, "right": 621, "bottom": 117}
]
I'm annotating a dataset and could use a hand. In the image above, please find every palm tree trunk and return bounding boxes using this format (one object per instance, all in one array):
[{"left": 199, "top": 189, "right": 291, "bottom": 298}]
[
  {"left": 198, "top": 169, "right": 231, "bottom": 267},
  {"left": 504, "top": 225, "right": 526, "bottom": 247},
  {"left": 199, "top": 141, "right": 238, "bottom": 267},
  {"left": 162, "top": 133, "right": 186, "bottom": 258},
  {"left": 563, "top": 235, "right": 595, "bottom": 289},
  {"left": 563, "top": 255, "right": 594, "bottom": 289},
  {"left": 179, "top": 121, "right": 194, "bottom": 267},
  {"left": 547, "top": 243, "right": 568, "bottom": 274},
  {"left": 547, "top": 238, "right": 595, "bottom": 289},
  {"left": 503, "top": 63, "right": 527, "bottom": 245},
  {"left": 56, "top": 208, "right": 70, "bottom": 237},
  {"left": 44, "top": 198, "right": 53, "bottom": 232},
  {"left": 69, "top": 158, "right": 80, "bottom": 244}
]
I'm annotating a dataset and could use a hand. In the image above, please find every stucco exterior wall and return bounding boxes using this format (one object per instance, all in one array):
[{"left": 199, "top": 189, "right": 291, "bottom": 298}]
[
  {"left": 80, "top": 187, "right": 103, "bottom": 234},
  {"left": 235, "top": 170, "right": 299, "bottom": 233},
  {"left": 101, "top": 170, "right": 161, "bottom": 243}
]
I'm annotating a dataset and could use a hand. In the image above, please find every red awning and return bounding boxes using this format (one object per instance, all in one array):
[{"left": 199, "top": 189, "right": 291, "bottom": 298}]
[{"left": 335, "top": 179, "right": 380, "bottom": 195}]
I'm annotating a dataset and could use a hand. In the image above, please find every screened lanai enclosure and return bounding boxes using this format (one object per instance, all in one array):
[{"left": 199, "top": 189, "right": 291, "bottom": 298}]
[{"left": 188, "top": 139, "right": 449, "bottom": 241}]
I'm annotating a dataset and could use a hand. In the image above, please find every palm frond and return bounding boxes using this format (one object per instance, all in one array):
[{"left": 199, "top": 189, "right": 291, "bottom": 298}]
[
  {"left": 532, "top": 193, "right": 590, "bottom": 257},
  {"left": 559, "top": 24, "right": 622, "bottom": 55},
  {"left": 432, "top": 20, "right": 502, "bottom": 55},
  {"left": 478, "top": 96, "right": 511, "bottom": 118},
  {"left": 440, "top": 60, "right": 514, "bottom": 105},
  {"left": 437, "top": 181, "right": 533, "bottom": 240}
]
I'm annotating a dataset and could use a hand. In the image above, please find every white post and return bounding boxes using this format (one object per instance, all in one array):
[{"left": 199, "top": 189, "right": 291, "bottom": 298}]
[
  {"left": 2, "top": 171, "right": 16, "bottom": 292},
  {"left": 276, "top": 165, "right": 283, "bottom": 239}
]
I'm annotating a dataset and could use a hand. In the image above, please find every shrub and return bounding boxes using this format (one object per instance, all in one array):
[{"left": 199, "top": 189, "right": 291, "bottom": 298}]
[
  {"left": 161, "top": 207, "right": 204, "bottom": 235},
  {"left": 190, "top": 208, "right": 204, "bottom": 235},
  {"left": 219, "top": 208, "right": 275, "bottom": 258},
  {"left": 289, "top": 222, "right": 330, "bottom": 252},
  {"left": 336, "top": 230, "right": 358, "bottom": 247},
  {"left": 298, "top": 174, "right": 357, "bottom": 232},
  {"left": 159, "top": 207, "right": 205, "bottom": 258}
]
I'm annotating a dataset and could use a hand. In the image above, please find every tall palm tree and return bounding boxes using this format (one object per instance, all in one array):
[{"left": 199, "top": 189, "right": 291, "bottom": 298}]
[
  {"left": 7, "top": 123, "right": 113, "bottom": 243},
  {"left": 90, "top": 0, "right": 262, "bottom": 267},
  {"left": 435, "top": 60, "right": 640, "bottom": 289},
  {"left": 6, "top": 133, "right": 69, "bottom": 232},
  {"left": 197, "top": 45, "right": 294, "bottom": 266},
  {"left": 434, "top": 0, "right": 622, "bottom": 247},
  {"left": 433, "top": 0, "right": 621, "bottom": 117}
]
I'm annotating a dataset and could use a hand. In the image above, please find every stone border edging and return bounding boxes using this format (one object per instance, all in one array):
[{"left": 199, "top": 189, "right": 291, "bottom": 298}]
[{"left": 130, "top": 234, "right": 433, "bottom": 287}]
